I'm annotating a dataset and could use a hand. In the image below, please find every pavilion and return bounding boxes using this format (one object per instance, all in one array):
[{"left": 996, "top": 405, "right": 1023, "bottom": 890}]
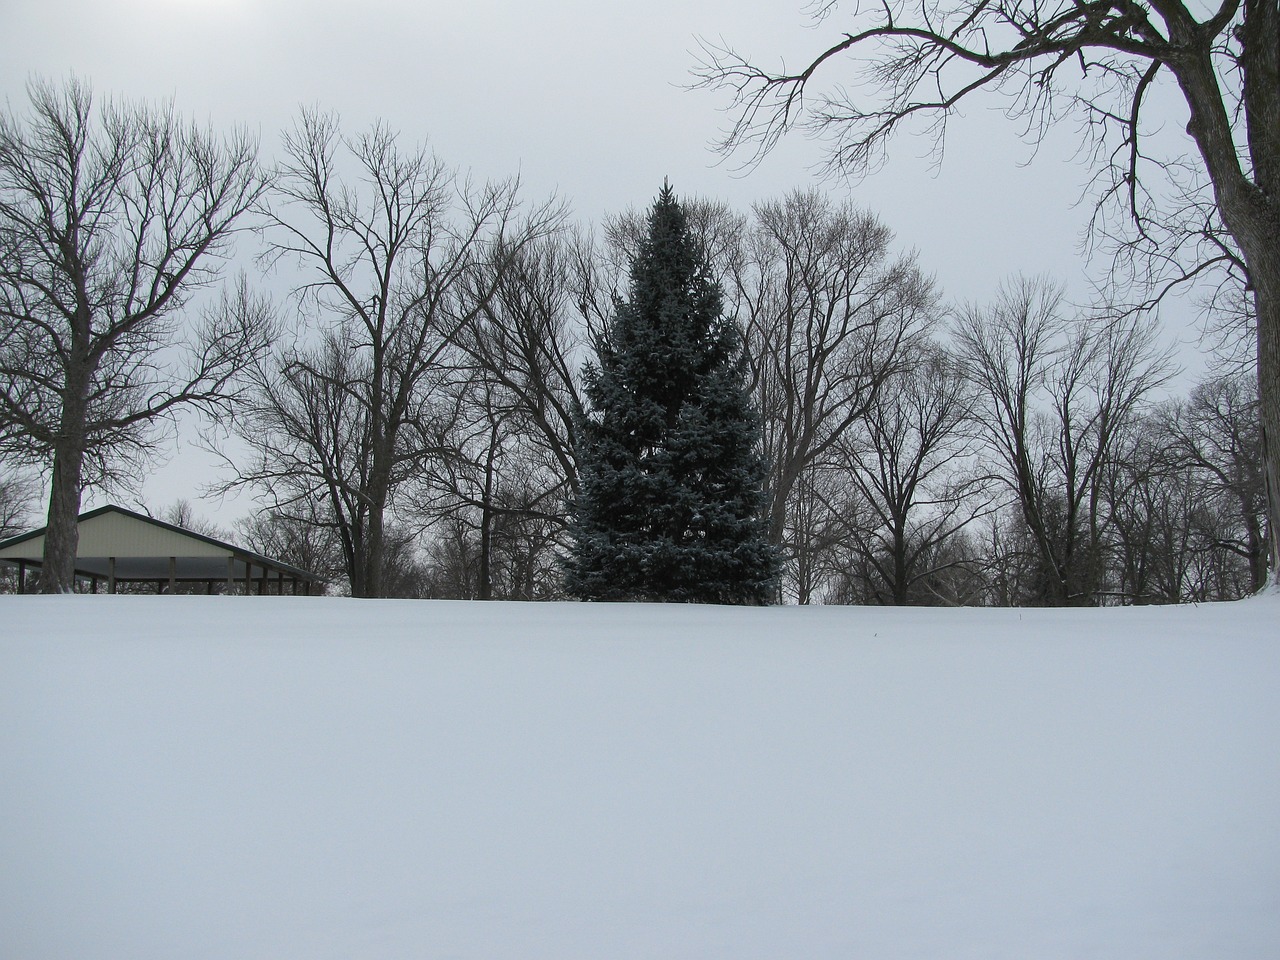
[{"left": 0, "top": 504, "right": 321, "bottom": 595}]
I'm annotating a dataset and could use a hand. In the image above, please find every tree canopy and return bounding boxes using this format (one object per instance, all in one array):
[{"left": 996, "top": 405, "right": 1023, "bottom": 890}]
[
  {"left": 567, "top": 183, "right": 777, "bottom": 604},
  {"left": 697, "top": 0, "right": 1280, "bottom": 584}
]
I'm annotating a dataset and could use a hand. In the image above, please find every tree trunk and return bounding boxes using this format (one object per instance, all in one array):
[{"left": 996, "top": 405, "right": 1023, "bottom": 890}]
[
  {"left": 361, "top": 484, "right": 391, "bottom": 599},
  {"left": 479, "top": 418, "right": 500, "bottom": 601},
  {"left": 1212, "top": 185, "right": 1280, "bottom": 587},
  {"left": 1172, "top": 37, "right": 1280, "bottom": 587},
  {"left": 365, "top": 518, "right": 383, "bottom": 599},
  {"left": 1243, "top": 508, "right": 1267, "bottom": 594},
  {"left": 1251, "top": 274, "right": 1280, "bottom": 585},
  {"left": 891, "top": 525, "right": 909, "bottom": 605},
  {"left": 40, "top": 363, "right": 90, "bottom": 594},
  {"left": 41, "top": 442, "right": 87, "bottom": 593}
]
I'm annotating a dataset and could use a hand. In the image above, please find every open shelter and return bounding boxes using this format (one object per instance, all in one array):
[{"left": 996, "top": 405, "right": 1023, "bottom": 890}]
[{"left": 0, "top": 504, "right": 321, "bottom": 595}]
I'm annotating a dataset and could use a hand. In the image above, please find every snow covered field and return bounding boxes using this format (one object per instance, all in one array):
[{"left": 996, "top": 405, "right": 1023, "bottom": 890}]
[{"left": 2, "top": 595, "right": 1277, "bottom": 960}]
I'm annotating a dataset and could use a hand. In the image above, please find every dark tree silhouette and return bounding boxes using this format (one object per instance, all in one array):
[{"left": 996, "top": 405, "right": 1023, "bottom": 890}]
[
  {"left": 697, "top": 0, "right": 1280, "bottom": 585},
  {"left": 0, "top": 78, "right": 272, "bottom": 592},
  {"left": 219, "top": 110, "right": 554, "bottom": 597},
  {"left": 567, "top": 183, "right": 777, "bottom": 603}
]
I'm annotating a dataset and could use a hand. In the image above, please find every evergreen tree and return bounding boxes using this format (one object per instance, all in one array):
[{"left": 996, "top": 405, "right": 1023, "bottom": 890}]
[{"left": 567, "top": 183, "right": 777, "bottom": 603}]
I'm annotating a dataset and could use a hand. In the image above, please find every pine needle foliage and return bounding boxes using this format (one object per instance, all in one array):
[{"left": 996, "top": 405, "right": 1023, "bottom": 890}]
[{"left": 566, "top": 183, "right": 777, "bottom": 603}]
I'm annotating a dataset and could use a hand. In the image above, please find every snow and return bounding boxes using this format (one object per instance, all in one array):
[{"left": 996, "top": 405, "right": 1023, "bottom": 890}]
[{"left": 2, "top": 596, "right": 1277, "bottom": 959}]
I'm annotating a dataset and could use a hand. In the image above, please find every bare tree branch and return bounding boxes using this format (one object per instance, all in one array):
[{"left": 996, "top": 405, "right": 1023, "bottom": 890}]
[{"left": 0, "top": 77, "right": 271, "bottom": 591}]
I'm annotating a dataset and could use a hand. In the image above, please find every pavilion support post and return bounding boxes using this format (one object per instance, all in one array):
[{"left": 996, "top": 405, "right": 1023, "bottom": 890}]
[
  {"left": 108, "top": 557, "right": 116, "bottom": 595},
  {"left": 17, "top": 561, "right": 25, "bottom": 594},
  {"left": 227, "top": 556, "right": 235, "bottom": 595},
  {"left": 168, "top": 557, "right": 176, "bottom": 595},
  {"left": 244, "top": 561, "right": 253, "bottom": 595}
]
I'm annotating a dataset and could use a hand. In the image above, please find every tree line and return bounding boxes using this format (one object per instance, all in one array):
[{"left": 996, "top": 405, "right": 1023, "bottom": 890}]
[
  {"left": 0, "top": 78, "right": 1266, "bottom": 603},
  {"left": 694, "top": 0, "right": 1280, "bottom": 595}
]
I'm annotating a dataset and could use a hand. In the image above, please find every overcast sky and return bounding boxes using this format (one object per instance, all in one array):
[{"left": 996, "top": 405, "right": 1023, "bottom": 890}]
[{"left": 2, "top": 0, "right": 1201, "bottom": 526}]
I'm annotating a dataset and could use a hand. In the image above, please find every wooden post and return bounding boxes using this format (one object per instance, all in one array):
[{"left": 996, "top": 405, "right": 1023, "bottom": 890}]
[
  {"left": 16, "top": 561, "right": 25, "bottom": 594},
  {"left": 107, "top": 557, "right": 117, "bottom": 594},
  {"left": 168, "top": 557, "right": 176, "bottom": 594},
  {"left": 227, "top": 556, "right": 236, "bottom": 595}
]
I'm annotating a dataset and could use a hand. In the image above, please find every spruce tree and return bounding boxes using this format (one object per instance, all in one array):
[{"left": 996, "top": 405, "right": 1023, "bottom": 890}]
[{"left": 567, "top": 183, "right": 777, "bottom": 604}]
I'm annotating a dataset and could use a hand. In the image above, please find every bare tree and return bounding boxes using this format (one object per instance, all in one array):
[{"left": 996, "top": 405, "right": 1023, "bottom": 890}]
[
  {"left": 219, "top": 110, "right": 554, "bottom": 597},
  {"left": 1104, "top": 414, "right": 1203, "bottom": 602},
  {"left": 418, "top": 384, "right": 571, "bottom": 600},
  {"left": 1104, "top": 409, "right": 1254, "bottom": 604},
  {"left": 1166, "top": 373, "right": 1268, "bottom": 592},
  {"left": 833, "top": 342, "right": 993, "bottom": 604},
  {"left": 420, "top": 515, "right": 483, "bottom": 599},
  {"left": 158, "top": 499, "right": 228, "bottom": 539},
  {"left": 0, "top": 78, "right": 272, "bottom": 592},
  {"left": 0, "top": 462, "right": 35, "bottom": 539},
  {"left": 697, "top": 0, "right": 1280, "bottom": 584},
  {"left": 0, "top": 464, "right": 36, "bottom": 592},
  {"left": 432, "top": 234, "right": 586, "bottom": 567},
  {"left": 775, "top": 461, "right": 856, "bottom": 604},
  {"left": 954, "top": 276, "right": 1174, "bottom": 604},
  {"left": 733, "top": 189, "right": 935, "bottom": 585},
  {"left": 235, "top": 503, "right": 344, "bottom": 590}
]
